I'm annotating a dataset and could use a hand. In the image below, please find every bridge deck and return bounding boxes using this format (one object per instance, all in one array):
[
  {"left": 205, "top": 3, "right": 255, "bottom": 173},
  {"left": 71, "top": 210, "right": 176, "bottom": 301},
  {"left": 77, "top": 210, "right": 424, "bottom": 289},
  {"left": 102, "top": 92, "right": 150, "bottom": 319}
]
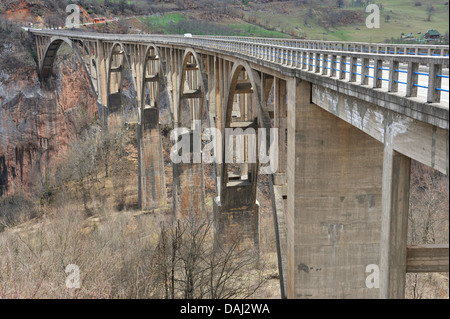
[{"left": 30, "top": 29, "right": 449, "bottom": 129}]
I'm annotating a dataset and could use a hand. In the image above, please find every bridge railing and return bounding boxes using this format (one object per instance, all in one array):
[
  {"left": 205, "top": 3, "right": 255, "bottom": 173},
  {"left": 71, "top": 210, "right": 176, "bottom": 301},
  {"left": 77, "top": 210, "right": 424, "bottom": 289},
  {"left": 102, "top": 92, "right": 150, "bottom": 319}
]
[
  {"left": 173, "top": 36, "right": 449, "bottom": 105},
  {"left": 29, "top": 29, "right": 450, "bottom": 105},
  {"left": 198, "top": 35, "right": 450, "bottom": 57}
]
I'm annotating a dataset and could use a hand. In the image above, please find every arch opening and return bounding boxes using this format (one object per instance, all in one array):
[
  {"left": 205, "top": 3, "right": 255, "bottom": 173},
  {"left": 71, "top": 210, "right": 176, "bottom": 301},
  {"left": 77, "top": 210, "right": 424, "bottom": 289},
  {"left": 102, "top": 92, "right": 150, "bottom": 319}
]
[
  {"left": 173, "top": 49, "right": 212, "bottom": 218},
  {"left": 40, "top": 38, "right": 98, "bottom": 101},
  {"left": 222, "top": 64, "right": 262, "bottom": 194},
  {"left": 107, "top": 42, "right": 138, "bottom": 126},
  {"left": 141, "top": 44, "right": 173, "bottom": 126},
  {"left": 39, "top": 37, "right": 101, "bottom": 118},
  {"left": 178, "top": 49, "right": 209, "bottom": 129}
]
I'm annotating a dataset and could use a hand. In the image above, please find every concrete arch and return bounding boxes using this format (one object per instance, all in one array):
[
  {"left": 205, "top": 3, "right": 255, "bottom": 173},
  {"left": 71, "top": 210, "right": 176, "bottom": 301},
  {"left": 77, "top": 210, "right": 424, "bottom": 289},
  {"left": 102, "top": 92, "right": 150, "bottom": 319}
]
[
  {"left": 106, "top": 42, "right": 139, "bottom": 126},
  {"left": 220, "top": 60, "right": 263, "bottom": 201},
  {"left": 223, "top": 61, "right": 263, "bottom": 130},
  {"left": 39, "top": 36, "right": 100, "bottom": 113},
  {"left": 177, "top": 48, "right": 209, "bottom": 127},
  {"left": 40, "top": 36, "right": 74, "bottom": 79},
  {"left": 106, "top": 42, "right": 137, "bottom": 98},
  {"left": 140, "top": 44, "right": 173, "bottom": 124}
]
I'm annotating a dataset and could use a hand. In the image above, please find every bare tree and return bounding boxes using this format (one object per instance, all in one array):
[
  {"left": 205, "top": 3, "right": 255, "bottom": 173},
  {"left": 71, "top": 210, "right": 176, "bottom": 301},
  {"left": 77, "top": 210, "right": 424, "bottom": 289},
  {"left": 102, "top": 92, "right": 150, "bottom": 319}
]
[
  {"left": 426, "top": 5, "right": 435, "bottom": 21},
  {"left": 151, "top": 213, "right": 266, "bottom": 299},
  {"left": 44, "top": 14, "right": 64, "bottom": 29},
  {"left": 408, "top": 161, "right": 449, "bottom": 246},
  {"left": 406, "top": 161, "right": 449, "bottom": 299},
  {"left": 58, "top": 125, "right": 134, "bottom": 215}
]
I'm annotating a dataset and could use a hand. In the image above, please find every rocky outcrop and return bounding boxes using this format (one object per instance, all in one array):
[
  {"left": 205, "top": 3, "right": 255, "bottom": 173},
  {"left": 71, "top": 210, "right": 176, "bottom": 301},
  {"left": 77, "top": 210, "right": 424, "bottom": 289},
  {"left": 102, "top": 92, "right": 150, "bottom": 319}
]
[{"left": 0, "top": 49, "right": 98, "bottom": 197}]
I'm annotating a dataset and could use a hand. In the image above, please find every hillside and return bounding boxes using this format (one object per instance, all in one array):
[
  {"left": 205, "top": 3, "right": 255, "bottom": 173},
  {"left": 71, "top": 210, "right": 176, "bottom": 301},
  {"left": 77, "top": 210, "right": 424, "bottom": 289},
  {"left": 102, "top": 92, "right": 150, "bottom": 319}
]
[{"left": 0, "top": 0, "right": 448, "bottom": 42}]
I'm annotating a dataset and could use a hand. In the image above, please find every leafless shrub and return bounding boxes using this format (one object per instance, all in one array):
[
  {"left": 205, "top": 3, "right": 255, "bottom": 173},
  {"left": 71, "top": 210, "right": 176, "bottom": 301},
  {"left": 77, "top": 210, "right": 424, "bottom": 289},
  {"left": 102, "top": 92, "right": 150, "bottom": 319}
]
[
  {"left": 151, "top": 212, "right": 267, "bottom": 299},
  {"left": 406, "top": 161, "right": 449, "bottom": 299},
  {"left": 0, "top": 194, "right": 38, "bottom": 232},
  {"left": 0, "top": 204, "right": 267, "bottom": 299},
  {"left": 56, "top": 125, "right": 135, "bottom": 215}
]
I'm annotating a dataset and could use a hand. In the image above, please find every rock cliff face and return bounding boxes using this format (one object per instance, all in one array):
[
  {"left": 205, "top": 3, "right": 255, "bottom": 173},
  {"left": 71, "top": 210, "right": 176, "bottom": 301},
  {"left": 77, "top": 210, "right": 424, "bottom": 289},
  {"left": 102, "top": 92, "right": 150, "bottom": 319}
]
[{"left": 0, "top": 47, "right": 98, "bottom": 197}]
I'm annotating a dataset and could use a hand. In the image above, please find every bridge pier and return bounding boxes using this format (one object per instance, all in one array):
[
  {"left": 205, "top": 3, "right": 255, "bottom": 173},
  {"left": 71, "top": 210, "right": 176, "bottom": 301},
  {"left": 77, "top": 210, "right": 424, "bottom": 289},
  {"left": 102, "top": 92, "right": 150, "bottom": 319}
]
[
  {"left": 286, "top": 78, "right": 387, "bottom": 298},
  {"left": 172, "top": 130, "right": 206, "bottom": 218},
  {"left": 107, "top": 93, "right": 125, "bottom": 127},
  {"left": 138, "top": 107, "right": 167, "bottom": 210},
  {"left": 380, "top": 146, "right": 411, "bottom": 298},
  {"left": 213, "top": 194, "right": 260, "bottom": 253}
]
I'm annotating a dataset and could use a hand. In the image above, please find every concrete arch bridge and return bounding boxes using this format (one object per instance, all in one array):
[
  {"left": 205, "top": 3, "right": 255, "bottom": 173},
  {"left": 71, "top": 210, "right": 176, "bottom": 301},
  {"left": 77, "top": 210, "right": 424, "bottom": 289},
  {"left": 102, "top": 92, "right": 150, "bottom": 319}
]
[{"left": 30, "top": 29, "right": 449, "bottom": 299}]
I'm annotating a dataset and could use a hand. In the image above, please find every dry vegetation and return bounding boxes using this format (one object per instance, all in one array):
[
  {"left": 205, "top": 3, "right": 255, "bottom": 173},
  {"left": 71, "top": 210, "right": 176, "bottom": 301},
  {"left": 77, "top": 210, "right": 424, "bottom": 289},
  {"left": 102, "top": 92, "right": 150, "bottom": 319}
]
[
  {"left": 0, "top": 123, "right": 279, "bottom": 299},
  {"left": 1, "top": 122, "right": 447, "bottom": 299},
  {"left": 0, "top": 206, "right": 272, "bottom": 298},
  {"left": 405, "top": 161, "right": 449, "bottom": 299}
]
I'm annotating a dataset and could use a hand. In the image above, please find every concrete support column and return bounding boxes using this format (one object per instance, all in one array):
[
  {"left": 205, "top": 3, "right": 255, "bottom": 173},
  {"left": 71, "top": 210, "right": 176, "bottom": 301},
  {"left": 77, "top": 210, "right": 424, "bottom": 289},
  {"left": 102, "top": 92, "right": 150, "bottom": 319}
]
[
  {"left": 107, "top": 93, "right": 124, "bottom": 128},
  {"left": 134, "top": 45, "right": 143, "bottom": 108},
  {"left": 171, "top": 49, "right": 181, "bottom": 127},
  {"left": 97, "top": 40, "right": 109, "bottom": 121},
  {"left": 213, "top": 190, "right": 260, "bottom": 253},
  {"left": 172, "top": 131, "right": 206, "bottom": 218},
  {"left": 286, "top": 77, "right": 385, "bottom": 299},
  {"left": 274, "top": 78, "right": 287, "bottom": 185},
  {"left": 138, "top": 107, "right": 167, "bottom": 211},
  {"left": 207, "top": 55, "right": 216, "bottom": 122},
  {"left": 380, "top": 143, "right": 411, "bottom": 299}
]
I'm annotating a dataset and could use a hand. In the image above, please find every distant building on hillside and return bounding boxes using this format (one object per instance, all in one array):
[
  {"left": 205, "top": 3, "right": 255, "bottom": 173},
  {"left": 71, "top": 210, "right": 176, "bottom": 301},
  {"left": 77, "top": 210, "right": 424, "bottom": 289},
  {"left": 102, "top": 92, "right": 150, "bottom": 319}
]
[
  {"left": 424, "top": 29, "right": 441, "bottom": 40},
  {"left": 94, "top": 18, "right": 106, "bottom": 24},
  {"left": 402, "top": 32, "right": 415, "bottom": 39}
]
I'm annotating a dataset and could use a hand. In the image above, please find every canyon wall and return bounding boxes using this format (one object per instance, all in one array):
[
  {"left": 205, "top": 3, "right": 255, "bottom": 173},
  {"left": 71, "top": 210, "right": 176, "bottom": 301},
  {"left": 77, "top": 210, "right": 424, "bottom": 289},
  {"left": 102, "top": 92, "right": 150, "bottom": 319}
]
[{"left": 0, "top": 44, "right": 98, "bottom": 197}]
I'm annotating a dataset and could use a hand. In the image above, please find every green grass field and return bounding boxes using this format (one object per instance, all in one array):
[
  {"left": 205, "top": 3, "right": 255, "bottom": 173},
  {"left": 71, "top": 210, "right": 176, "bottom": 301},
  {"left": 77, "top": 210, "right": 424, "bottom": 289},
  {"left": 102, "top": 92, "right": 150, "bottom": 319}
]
[
  {"left": 140, "top": 13, "right": 186, "bottom": 30},
  {"left": 140, "top": 13, "right": 289, "bottom": 37},
  {"left": 223, "top": 22, "right": 289, "bottom": 38},
  {"left": 332, "top": 0, "right": 450, "bottom": 42},
  {"left": 250, "top": 0, "right": 448, "bottom": 42}
]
